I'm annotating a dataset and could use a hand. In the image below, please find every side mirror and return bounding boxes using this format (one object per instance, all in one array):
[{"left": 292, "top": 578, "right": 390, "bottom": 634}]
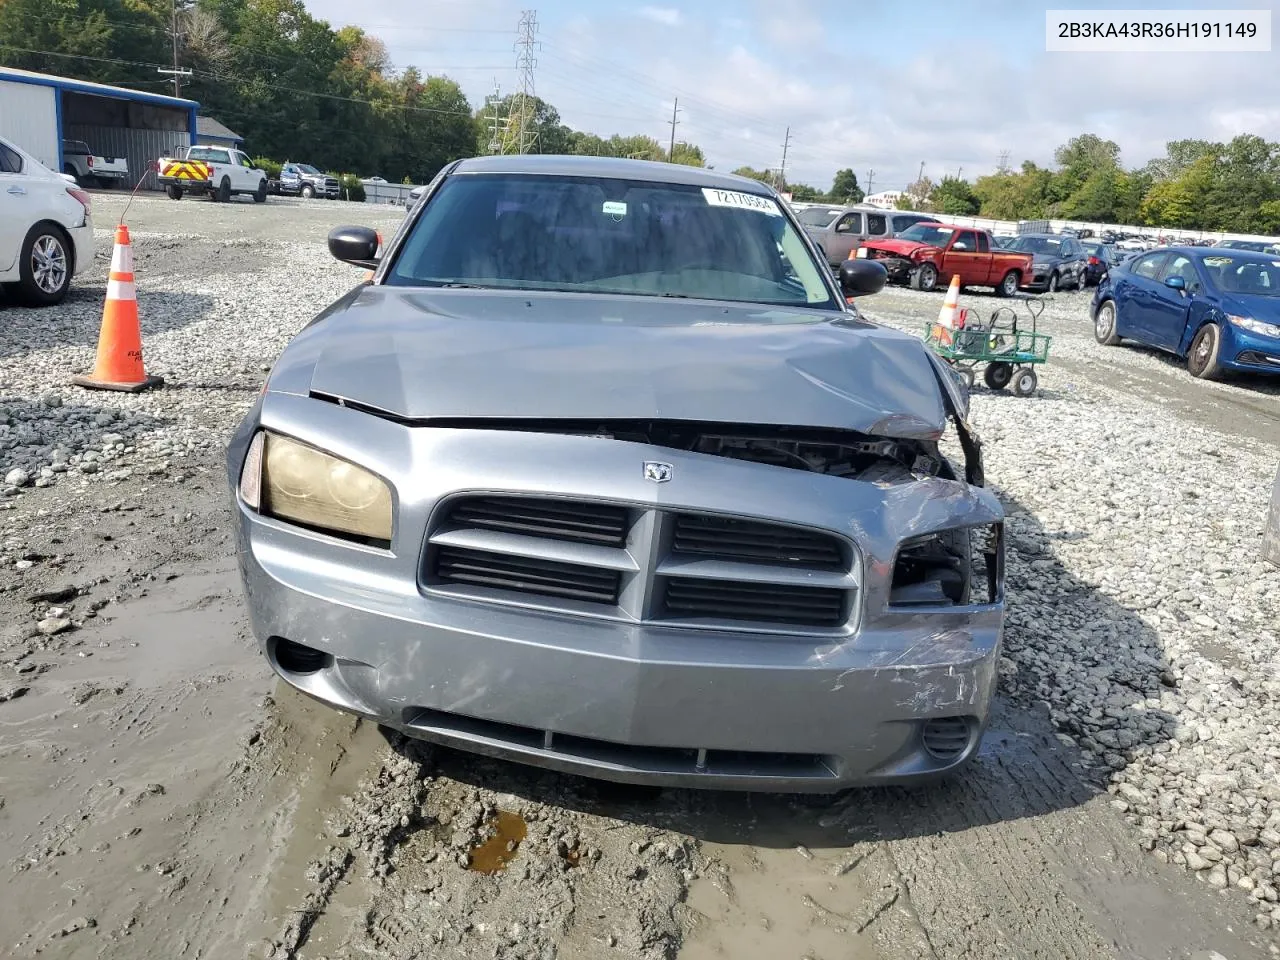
[
  {"left": 1164, "top": 276, "right": 1186, "bottom": 291},
  {"left": 839, "top": 259, "right": 888, "bottom": 298},
  {"left": 328, "top": 225, "right": 380, "bottom": 268}
]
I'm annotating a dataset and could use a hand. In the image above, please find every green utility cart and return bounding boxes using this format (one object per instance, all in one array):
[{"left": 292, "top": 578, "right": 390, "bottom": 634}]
[{"left": 924, "top": 297, "right": 1052, "bottom": 397}]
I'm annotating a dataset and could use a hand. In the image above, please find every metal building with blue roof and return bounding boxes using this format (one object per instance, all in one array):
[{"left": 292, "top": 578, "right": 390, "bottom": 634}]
[{"left": 0, "top": 66, "right": 199, "bottom": 190}]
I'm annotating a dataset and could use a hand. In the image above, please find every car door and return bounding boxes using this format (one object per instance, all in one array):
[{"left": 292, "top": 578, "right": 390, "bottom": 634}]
[
  {"left": 0, "top": 139, "right": 29, "bottom": 273},
  {"left": 1066, "top": 239, "right": 1088, "bottom": 285},
  {"left": 1116, "top": 251, "right": 1171, "bottom": 342},
  {"left": 233, "top": 150, "right": 258, "bottom": 190},
  {"left": 940, "top": 229, "right": 988, "bottom": 285},
  {"left": 826, "top": 211, "right": 864, "bottom": 263},
  {"left": 1145, "top": 253, "right": 1198, "bottom": 351}
]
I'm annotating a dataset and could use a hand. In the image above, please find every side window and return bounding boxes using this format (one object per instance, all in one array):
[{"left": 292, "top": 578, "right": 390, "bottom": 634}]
[
  {"left": 206, "top": 149, "right": 230, "bottom": 164},
  {"left": 977, "top": 232, "right": 990, "bottom": 253},
  {"left": 953, "top": 230, "right": 978, "bottom": 251},
  {"left": 239, "top": 153, "right": 253, "bottom": 168},
  {"left": 834, "top": 212, "right": 863, "bottom": 234},
  {"left": 1132, "top": 253, "right": 1166, "bottom": 279},
  {"left": 865, "top": 213, "right": 887, "bottom": 236},
  {"left": 0, "top": 142, "right": 23, "bottom": 174},
  {"left": 1162, "top": 254, "right": 1199, "bottom": 290}
]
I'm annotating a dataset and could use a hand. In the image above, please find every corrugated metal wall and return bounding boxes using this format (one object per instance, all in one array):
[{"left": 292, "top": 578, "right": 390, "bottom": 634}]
[
  {"left": 0, "top": 80, "right": 58, "bottom": 169},
  {"left": 63, "top": 94, "right": 192, "bottom": 190},
  {"left": 63, "top": 122, "right": 190, "bottom": 190}
]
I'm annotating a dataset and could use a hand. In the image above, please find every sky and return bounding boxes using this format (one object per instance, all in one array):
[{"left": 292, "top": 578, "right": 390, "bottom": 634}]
[{"left": 297, "top": 0, "right": 1280, "bottom": 192}]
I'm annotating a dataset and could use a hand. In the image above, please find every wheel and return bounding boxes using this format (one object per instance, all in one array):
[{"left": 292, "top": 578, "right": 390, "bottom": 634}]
[
  {"left": 13, "top": 224, "right": 72, "bottom": 306},
  {"left": 301, "top": 183, "right": 315, "bottom": 199},
  {"left": 216, "top": 177, "right": 231, "bottom": 203},
  {"left": 996, "top": 270, "right": 1020, "bottom": 297},
  {"left": 1047, "top": 271, "right": 1060, "bottom": 293},
  {"left": 911, "top": 263, "right": 938, "bottom": 292},
  {"left": 1186, "top": 323, "right": 1224, "bottom": 380},
  {"left": 1011, "top": 366, "right": 1038, "bottom": 397},
  {"left": 253, "top": 180, "right": 267, "bottom": 203},
  {"left": 1093, "top": 299, "right": 1120, "bottom": 345},
  {"left": 984, "top": 361, "right": 1013, "bottom": 391},
  {"left": 957, "top": 366, "right": 976, "bottom": 390},
  {"left": 165, "top": 184, "right": 183, "bottom": 200}
]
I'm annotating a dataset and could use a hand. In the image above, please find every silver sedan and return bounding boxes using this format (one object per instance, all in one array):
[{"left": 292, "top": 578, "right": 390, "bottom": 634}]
[{"left": 227, "top": 155, "right": 1006, "bottom": 793}]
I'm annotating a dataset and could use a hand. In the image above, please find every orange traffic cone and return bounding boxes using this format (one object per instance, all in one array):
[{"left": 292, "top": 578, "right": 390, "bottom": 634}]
[
  {"left": 931, "top": 275, "right": 962, "bottom": 347},
  {"left": 73, "top": 225, "right": 163, "bottom": 393}
]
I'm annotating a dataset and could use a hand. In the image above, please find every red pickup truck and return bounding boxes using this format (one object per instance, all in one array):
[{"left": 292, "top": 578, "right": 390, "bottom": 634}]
[{"left": 856, "top": 223, "right": 1032, "bottom": 296}]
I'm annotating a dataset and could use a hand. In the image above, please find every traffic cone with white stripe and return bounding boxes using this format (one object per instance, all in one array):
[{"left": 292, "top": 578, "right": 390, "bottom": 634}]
[
  {"left": 931, "top": 274, "right": 962, "bottom": 347},
  {"left": 73, "top": 225, "right": 163, "bottom": 393}
]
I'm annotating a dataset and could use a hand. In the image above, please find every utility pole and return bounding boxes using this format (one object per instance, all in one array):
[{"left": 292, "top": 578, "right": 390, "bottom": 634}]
[
  {"left": 667, "top": 97, "right": 680, "bottom": 160},
  {"left": 866, "top": 169, "right": 875, "bottom": 195},
  {"left": 514, "top": 10, "right": 540, "bottom": 154},
  {"left": 157, "top": 0, "right": 191, "bottom": 97},
  {"left": 917, "top": 161, "right": 925, "bottom": 183},
  {"left": 485, "top": 80, "right": 505, "bottom": 154},
  {"left": 956, "top": 165, "right": 963, "bottom": 180},
  {"left": 777, "top": 126, "right": 791, "bottom": 190}
]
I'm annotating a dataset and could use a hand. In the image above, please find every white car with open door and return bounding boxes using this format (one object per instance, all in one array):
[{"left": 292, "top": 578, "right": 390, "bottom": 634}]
[{"left": 0, "top": 134, "right": 94, "bottom": 306}]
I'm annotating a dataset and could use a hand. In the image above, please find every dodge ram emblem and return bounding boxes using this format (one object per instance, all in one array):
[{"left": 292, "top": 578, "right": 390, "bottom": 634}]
[{"left": 643, "top": 462, "right": 672, "bottom": 483}]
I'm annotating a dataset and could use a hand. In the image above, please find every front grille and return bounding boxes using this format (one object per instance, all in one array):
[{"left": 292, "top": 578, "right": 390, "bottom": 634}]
[
  {"left": 661, "top": 577, "right": 845, "bottom": 627},
  {"left": 445, "top": 496, "right": 627, "bottom": 546},
  {"left": 672, "top": 514, "right": 843, "bottom": 569},
  {"left": 433, "top": 546, "right": 621, "bottom": 604},
  {"left": 921, "top": 717, "right": 972, "bottom": 761},
  {"left": 427, "top": 495, "right": 857, "bottom": 631}
]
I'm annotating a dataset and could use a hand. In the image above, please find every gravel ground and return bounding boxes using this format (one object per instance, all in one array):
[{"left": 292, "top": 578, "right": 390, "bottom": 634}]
[{"left": 1, "top": 195, "right": 1278, "bottom": 959}]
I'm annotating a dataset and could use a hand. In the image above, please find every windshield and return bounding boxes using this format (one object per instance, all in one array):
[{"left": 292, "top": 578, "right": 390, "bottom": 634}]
[
  {"left": 896, "top": 224, "right": 955, "bottom": 246},
  {"left": 1009, "top": 236, "right": 1064, "bottom": 256},
  {"left": 388, "top": 173, "right": 838, "bottom": 308},
  {"left": 797, "top": 207, "right": 842, "bottom": 227},
  {"left": 297, "top": 164, "right": 322, "bottom": 175},
  {"left": 1203, "top": 255, "right": 1280, "bottom": 297}
]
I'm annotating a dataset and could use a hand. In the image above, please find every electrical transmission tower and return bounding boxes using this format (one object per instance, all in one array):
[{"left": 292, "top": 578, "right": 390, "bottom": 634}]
[
  {"left": 484, "top": 79, "right": 506, "bottom": 154},
  {"left": 514, "top": 10, "right": 540, "bottom": 154},
  {"left": 997, "top": 150, "right": 1011, "bottom": 174}
]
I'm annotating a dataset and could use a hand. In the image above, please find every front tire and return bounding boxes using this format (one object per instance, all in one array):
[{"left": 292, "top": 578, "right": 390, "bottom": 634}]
[
  {"left": 253, "top": 180, "right": 267, "bottom": 203},
  {"left": 1094, "top": 300, "right": 1120, "bottom": 345},
  {"left": 912, "top": 263, "right": 938, "bottom": 292},
  {"left": 1011, "top": 366, "right": 1038, "bottom": 397},
  {"left": 301, "top": 183, "right": 315, "bottom": 199},
  {"left": 1187, "top": 323, "right": 1224, "bottom": 380},
  {"left": 996, "top": 270, "right": 1020, "bottom": 297},
  {"left": 14, "top": 224, "right": 72, "bottom": 306},
  {"left": 984, "top": 362, "right": 1013, "bottom": 391},
  {"left": 1047, "top": 271, "right": 1060, "bottom": 293}
]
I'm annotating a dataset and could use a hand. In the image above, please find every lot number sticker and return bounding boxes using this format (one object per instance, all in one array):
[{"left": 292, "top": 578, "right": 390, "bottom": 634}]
[{"left": 702, "top": 188, "right": 782, "bottom": 216}]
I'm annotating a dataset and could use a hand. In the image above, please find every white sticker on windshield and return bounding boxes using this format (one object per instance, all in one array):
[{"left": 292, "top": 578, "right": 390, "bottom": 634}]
[
  {"left": 701, "top": 188, "right": 782, "bottom": 216},
  {"left": 602, "top": 200, "right": 627, "bottom": 219}
]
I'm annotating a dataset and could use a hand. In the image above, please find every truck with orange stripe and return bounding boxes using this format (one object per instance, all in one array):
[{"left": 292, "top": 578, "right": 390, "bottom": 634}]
[{"left": 157, "top": 144, "right": 269, "bottom": 204}]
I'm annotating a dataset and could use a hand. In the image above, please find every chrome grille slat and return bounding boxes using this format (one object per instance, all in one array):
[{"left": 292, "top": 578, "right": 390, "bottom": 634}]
[
  {"left": 672, "top": 514, "right": 843, "bottom": 568},
  {"left": 662, "top": 577, "right": 846, "bottom": 627},
  {"left": 434, "top": 546, "right": 621, "bottom": 604},
  {"left": 447, "top": 496, "right": 628, "bottom": 546}
]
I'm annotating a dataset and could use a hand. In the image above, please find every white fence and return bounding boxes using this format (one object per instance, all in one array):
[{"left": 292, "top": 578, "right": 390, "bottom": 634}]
[{"left": 360, "top": 180, "right": 423, "bottom": 206}]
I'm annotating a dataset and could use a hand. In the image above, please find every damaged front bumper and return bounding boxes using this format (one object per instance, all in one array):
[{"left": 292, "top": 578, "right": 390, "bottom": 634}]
[{"left": 229, "top": 389, "right": 1005, "bottom": 792}]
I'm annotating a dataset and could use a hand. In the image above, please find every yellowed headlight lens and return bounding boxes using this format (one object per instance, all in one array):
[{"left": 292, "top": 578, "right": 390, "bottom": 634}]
[{"left": 261, "top": 433, "right": 393, "bottom": 543}]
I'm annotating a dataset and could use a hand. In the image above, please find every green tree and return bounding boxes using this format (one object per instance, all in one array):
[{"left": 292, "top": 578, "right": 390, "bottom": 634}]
[
  {"left": 932, "top": 176, "right": 979, "bottom": 215},
  {"left": 897, "top": 176, "right": 936, "bottom": 212},
  {"left": 829, "top": 168, "right": 863, "bottom": 203},
  {"left": 787, "top": 183, "right": 825, "bottom": 202},
  {"left": 731, "top": 166, "right": 773, "bottom": 183},
  {"left": 669, "top": 142, "right": 705, "bottom": 166}
]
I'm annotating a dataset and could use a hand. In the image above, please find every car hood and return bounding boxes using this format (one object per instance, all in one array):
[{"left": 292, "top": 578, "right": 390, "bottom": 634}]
[
  {"left": 1223, "top": 294, "right": 1280, "bottom": 328},
  {"left": 862, "top": 238, "right": 930, "bottom": 257},
  {"left": 281, "top": 288, "right": 951, "bottom": 439}
]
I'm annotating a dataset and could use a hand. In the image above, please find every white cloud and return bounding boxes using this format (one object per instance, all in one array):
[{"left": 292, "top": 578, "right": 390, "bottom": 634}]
[{"left": 637, "top": 6, "right": 681, "bottom": 27}]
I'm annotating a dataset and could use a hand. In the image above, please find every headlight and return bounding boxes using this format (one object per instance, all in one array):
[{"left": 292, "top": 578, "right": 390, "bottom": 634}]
[
  {"left": 889, "top": 522, "right": 1003, "bottom": 608},
  {"left": 1228, "top": 314, "right": 1280, "bottom": 338},
  {"left": 238, "top": 431, "right": 393, "bottom": 544}
]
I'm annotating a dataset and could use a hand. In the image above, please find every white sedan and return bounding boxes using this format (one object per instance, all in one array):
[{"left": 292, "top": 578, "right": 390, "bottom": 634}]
[{"left": 0, "top": 134, "right": 94, "bottom": 306}]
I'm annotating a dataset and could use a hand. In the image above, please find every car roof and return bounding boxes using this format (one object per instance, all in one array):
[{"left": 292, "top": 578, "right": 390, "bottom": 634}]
[
  {"left": 1192, "top": 246, "right": 1280, "bottom": 262},
  {"left": 449, "top": 154, "right": 776, "bottom": 195}
]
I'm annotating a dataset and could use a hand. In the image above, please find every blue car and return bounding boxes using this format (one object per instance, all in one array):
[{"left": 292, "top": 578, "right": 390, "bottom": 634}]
[{"left": 1090, "top": 247, "right": 1280, "bottom": 379}]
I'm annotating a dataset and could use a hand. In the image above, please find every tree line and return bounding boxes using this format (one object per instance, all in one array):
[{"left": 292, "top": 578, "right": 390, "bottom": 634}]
[
  {"left": 0, "top": 0, "right": 709, "bottom": 184},
  {"left": 880, "top": 134, "right": 1280, "bottom": 235}
]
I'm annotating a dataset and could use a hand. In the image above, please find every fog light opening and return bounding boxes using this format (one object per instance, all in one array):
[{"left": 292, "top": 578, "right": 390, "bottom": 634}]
[
  {"left": 921, "top": 716, "right": 973, "bottom": 762},
  {"left": 274, "top": 637, "right": 330, "bottom": 674}
]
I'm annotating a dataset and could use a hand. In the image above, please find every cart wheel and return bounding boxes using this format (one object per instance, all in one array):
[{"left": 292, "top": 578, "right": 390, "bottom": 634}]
[
  {"left": 1011, "top": 366, "right": 1038, "bottom": 397},
  {"left": 984, "top": 362, "right": 1013, "bottom": 391},
  {"left": 957, "top": 366, "right": 975, "bottom": 390}
]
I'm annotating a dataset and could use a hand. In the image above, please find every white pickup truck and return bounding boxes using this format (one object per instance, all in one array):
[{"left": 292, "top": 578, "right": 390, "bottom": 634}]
[
  {"left": 157, "top": 144, "right": 268, "bottom": 203},
  {"left": 62, "top": 139, "right": 129, "bottom": 189}
]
